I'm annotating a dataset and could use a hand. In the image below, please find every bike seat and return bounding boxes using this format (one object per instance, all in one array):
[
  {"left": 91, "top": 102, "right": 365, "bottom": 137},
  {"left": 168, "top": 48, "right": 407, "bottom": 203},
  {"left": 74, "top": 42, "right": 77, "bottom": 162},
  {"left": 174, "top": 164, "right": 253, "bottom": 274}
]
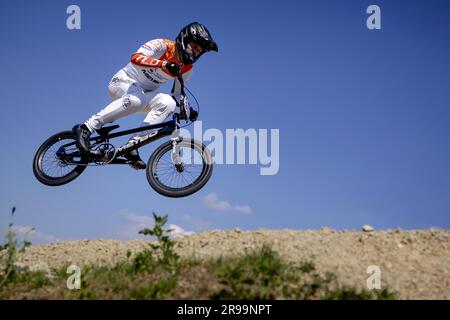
[{"left": 96, "top": 125, "right": 120, "bottom": 136}]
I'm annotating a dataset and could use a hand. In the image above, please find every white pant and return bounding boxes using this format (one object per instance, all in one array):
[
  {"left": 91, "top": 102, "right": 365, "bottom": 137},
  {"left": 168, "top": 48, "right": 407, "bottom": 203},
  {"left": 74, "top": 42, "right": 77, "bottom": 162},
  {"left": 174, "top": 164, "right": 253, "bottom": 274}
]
[{"left": 85, "top": 69, "right": 176, "bottom": 140}]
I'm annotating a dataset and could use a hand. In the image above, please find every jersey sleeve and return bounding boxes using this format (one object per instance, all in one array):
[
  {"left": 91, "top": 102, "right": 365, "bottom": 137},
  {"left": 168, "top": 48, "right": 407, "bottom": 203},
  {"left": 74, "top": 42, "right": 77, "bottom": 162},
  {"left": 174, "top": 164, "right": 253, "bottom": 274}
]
[
  {"left": 171, "top": 68, "right": 193, "bottom": 102},
  {"left": 130, "top": 39, "right": 167, "bottom": 68}
]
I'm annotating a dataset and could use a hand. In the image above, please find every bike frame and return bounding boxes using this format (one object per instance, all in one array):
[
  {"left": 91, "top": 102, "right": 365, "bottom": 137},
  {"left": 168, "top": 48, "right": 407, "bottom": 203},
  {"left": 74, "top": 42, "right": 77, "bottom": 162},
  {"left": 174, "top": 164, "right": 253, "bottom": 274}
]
[{"left": 89, "top": 115, "right": 183, "bottom": 165}]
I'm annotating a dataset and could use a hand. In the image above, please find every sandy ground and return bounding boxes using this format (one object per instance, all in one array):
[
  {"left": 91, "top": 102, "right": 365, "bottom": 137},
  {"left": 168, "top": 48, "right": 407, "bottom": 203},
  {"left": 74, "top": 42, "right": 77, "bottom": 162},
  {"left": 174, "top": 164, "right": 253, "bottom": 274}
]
[{"left": 15, "top": 228, "right": 450, "bottom": 299}]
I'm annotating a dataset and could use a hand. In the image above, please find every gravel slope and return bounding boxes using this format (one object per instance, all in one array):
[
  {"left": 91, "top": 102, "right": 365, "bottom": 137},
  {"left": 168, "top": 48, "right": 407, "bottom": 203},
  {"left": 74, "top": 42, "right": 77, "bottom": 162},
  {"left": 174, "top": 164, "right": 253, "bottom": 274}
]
[{"left": 16, "top": 228, "right": 450, "bottom": 299}]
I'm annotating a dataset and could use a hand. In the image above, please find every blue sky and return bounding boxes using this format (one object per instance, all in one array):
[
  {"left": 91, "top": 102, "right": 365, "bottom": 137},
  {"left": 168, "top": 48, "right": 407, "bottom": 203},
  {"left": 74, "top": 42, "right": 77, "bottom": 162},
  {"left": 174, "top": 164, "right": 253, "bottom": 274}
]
[{"left": 1, "top": 0, "right": 449, "bottom": 244}]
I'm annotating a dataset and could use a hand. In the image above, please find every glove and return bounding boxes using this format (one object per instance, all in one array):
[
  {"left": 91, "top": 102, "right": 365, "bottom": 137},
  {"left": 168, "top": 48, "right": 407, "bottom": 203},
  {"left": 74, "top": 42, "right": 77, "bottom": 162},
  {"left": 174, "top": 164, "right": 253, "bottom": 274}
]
[
  {"left": 189, "top": 107, "right": 198, "bottom": 122},
  {"left": 164, "top": 62, "right": 181, "bottom": 76}
]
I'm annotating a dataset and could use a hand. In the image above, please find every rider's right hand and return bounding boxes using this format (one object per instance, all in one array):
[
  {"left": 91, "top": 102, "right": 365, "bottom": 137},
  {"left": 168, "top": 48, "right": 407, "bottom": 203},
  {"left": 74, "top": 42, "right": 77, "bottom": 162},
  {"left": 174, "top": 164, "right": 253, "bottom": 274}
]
[{"left": 164, "top": 61, "right": 181, "bottom": 76}]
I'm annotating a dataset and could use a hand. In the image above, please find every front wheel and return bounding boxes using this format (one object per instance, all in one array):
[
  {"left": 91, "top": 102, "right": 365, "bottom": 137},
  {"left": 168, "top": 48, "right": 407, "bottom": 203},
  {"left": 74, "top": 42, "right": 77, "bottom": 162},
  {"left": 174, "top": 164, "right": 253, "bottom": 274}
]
[
  {"left": 33, "top": 131, "right": 87, "bottom": 186},
  {"left": 146, "top": 138, "right": 213, "bottom": 198}
]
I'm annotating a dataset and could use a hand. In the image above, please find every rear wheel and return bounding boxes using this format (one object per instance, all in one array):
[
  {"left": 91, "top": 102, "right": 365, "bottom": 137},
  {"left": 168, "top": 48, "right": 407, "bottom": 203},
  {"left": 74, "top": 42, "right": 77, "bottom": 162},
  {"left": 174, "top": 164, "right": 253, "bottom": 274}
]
[
  {"left": 33, "top": 131, "right": 87, "bottom": 186},
  {"left": 146, "top": 138, "right": 213, "bottom": 198}
]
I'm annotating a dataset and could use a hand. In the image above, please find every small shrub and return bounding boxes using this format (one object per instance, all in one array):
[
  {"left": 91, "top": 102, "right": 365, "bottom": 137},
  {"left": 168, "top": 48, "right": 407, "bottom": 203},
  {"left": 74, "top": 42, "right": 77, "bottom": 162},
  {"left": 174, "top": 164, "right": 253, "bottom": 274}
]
[
  {"left": 323, "top": 287, "right": 396, "bottom": 300},
  {"left": 130, "top": 250, "right": 157, "bottom": 274},
  {"left": 138, "top": 212, "right": 180, "bottom": 267},
  {"left": 0, "top": 207, "right": 33, "bottom": 289},
  {"left": 211, "top": 245, "right": 287, "bottom": 299},
  {"left": 14, "top": 271, "right": 50, "bottom": 289},
  {"left": 126, "top": 272, "right": 178, "bottom": 300}
]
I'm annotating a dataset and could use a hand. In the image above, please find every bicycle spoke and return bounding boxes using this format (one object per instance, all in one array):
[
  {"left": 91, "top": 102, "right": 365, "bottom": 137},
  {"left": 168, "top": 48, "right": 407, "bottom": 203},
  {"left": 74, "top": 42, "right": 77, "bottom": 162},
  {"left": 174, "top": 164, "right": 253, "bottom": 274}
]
[
  {"left": 40, "top": 138, "right": 81, "bottom": 179},
  {"left": 154, "top": 144, "right": 206, "bottom": 189}
]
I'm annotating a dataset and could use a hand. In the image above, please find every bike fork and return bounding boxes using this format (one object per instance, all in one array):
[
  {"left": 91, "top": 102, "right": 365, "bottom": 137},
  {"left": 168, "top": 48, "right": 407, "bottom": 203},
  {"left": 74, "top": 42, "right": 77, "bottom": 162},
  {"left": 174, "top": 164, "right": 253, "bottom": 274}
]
[{"left": 170, "top": 129, "right": 183, "bottom": 166}]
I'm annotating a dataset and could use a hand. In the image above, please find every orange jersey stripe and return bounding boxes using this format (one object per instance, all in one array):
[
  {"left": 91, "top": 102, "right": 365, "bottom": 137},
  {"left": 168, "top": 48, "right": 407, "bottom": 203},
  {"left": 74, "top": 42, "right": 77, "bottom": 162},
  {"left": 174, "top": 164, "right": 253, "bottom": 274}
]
[
  {"left": 159, "top": 40, "right": 193, "bottom": 76},
  {"left": 130, "top": 53, "right": 164, "bottom": 68}
]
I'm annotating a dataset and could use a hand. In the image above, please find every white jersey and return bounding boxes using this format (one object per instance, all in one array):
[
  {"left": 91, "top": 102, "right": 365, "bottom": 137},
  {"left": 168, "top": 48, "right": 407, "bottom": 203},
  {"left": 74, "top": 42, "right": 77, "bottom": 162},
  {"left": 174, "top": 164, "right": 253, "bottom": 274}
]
[{"left": 123, "top": 39, "right": 192, "bottom": 97}]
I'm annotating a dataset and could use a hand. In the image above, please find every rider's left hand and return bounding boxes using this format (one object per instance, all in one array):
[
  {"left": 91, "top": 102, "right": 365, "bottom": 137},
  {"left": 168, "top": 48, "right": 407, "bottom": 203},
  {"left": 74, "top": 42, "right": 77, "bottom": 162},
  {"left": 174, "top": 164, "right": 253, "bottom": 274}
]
[
  {"left": 164, "top": 62, "right": 181, "bottom": 76},
  {"left": 188, "top": 107, "right": 198, "bottom": 122}
]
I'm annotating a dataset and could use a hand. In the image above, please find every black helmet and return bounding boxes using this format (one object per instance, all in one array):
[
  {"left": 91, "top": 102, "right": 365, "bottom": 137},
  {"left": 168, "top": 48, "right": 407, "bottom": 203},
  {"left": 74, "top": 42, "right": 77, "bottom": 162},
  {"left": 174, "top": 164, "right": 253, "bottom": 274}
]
[{"left": 176, "top": 22, "right": 218, "bottom": 65}]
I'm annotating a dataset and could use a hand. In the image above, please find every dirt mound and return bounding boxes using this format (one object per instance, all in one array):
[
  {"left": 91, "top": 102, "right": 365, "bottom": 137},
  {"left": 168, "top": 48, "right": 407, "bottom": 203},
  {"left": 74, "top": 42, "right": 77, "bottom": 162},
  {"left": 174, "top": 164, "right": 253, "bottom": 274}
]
[{"left": 17, "top": 228, "right": 450, "bottom": 299}]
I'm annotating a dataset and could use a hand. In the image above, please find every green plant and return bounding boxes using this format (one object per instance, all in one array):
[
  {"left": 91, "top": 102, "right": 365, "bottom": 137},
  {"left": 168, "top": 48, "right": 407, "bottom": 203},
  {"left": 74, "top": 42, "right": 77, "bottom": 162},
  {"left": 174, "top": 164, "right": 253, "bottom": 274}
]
[
  {"left": 120, "top": 212, "right": 181, "bottom": 298},
  {"left": 13, "top": 270, "right": 50, "bottom": 289},
  {"left": 323, "top": 287, "right": 396, "bottom": 300},
  {"left": 0, "top": 207, "right": 33, "bottom": 288},
  {"left": 130, "top": 249, "right": 157, "bottom": 274},
  {"left": 212, "top": 245, "right": 288, "bottom": 299},
  {"left": 125, "top": 272, "right": 178, "bottom": 300},
  {"left": 210, "top": 245, "right": 397, "bottom": 300},
  {"left": 138, "top": 212, "right": 180, "bottom": 267}
]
